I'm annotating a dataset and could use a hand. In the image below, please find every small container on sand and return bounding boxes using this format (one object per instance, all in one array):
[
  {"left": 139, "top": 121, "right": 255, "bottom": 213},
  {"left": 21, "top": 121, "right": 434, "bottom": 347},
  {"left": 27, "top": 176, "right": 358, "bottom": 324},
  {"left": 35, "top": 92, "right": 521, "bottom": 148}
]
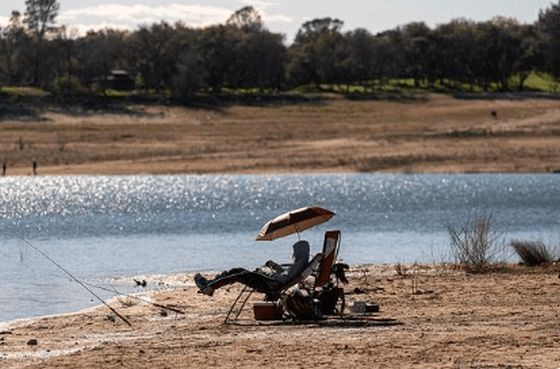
[
  {"left": 352, "top": 301, "right": 379, "bottom": 314},
  {"left": 352, "top": 301, "right": 367, "bottom": 314},
  {"left": 253, "top": 302, "right": 283, "bottom": 321}
]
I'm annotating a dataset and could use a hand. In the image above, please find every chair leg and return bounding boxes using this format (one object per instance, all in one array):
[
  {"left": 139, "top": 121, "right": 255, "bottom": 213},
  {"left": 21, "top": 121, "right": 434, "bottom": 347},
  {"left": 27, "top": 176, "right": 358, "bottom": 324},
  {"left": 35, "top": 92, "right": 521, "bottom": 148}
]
[{"left": 224, "top": 286, "right": 254, "bottom": 324}]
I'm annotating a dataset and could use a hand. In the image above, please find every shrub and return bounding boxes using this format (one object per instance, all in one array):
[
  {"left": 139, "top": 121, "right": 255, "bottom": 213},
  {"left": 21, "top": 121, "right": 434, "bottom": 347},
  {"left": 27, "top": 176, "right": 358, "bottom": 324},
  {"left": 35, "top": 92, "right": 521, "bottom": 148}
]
[
  {"left": 447, "top": 214, "right": 505, "bottom": 269},
  {"left": 53, "top": 75, "right": 83, "bottom": 92},
  {"left": 511, "top": 240, "right": 555, "bottom": 266}
]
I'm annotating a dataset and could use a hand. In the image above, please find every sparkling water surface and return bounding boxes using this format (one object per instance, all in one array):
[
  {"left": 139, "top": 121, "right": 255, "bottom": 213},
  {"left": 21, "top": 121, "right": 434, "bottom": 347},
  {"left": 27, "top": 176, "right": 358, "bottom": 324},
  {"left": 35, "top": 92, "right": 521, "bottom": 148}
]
[{"left": 1, "top": 174, "right": 559, "bottom": 322}]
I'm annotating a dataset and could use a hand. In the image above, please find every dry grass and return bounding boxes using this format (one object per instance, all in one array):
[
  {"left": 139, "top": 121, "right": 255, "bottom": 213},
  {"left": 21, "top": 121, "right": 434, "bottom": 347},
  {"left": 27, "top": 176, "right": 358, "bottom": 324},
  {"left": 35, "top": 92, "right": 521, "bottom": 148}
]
[
  {"left": 511, "top": 240, "right": 557, "bottom": 266},
  {"left": 2, "top": 94, "right": 560, "bottom": 175},
  {"left": 447, "top": 215, "right": 506, "bottom": 271}
]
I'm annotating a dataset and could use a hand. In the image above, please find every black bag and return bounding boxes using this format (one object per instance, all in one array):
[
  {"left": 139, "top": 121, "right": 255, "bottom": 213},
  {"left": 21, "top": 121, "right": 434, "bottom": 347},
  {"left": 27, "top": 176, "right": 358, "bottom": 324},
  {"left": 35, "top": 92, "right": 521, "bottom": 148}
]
[
  {"left": 315, "top": 284, "right": 344, "bottom": 315},
  {"left": 283, "top": 290, "right": 323, "bottom": 321}
]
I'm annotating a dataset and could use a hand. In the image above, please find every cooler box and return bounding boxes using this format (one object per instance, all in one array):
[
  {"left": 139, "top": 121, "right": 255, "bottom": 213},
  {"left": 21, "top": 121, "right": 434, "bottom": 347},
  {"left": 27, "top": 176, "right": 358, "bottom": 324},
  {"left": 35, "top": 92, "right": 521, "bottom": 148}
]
[{"left": 253, "top": 302, "right": 283, "bottom": 321}]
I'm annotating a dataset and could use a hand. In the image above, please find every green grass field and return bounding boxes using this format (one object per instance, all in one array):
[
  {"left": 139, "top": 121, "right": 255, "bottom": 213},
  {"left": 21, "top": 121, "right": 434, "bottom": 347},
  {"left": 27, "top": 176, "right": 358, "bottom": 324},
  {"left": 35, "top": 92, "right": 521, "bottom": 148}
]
[{"left": 1, "top": 73, "right": 558, "bottom": 102}]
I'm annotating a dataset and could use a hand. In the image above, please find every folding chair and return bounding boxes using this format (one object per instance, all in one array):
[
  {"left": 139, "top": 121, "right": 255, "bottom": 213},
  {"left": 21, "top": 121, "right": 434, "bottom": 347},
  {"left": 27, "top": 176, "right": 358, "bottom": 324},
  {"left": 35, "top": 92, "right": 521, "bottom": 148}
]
[{"left": 224, "top": 252, "right": 323, "bottom": 324}]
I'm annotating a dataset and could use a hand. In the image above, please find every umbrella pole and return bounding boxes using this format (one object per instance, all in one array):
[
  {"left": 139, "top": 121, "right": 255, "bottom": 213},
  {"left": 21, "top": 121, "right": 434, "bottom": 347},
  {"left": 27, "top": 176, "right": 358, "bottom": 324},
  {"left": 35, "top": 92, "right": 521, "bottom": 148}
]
[{"left": 295, "top": 225, "right": 301, "bottom": 240}]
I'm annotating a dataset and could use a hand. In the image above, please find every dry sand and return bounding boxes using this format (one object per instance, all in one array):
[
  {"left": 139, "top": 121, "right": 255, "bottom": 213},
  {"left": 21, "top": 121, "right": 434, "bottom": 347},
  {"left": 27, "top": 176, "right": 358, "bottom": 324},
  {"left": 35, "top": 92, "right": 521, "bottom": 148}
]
[
  {"left": 2, "top": 94, "right": 560, "bottom": 175},
  {"left": 1, "top": 264, "right": 559, "bottom": 369}
]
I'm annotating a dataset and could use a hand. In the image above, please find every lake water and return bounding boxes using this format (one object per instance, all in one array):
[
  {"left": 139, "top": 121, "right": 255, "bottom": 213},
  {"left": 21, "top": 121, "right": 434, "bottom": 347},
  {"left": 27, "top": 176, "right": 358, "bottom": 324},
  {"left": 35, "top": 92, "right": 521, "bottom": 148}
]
[{"left": 1, "top": 174, "right": 559, "bottom": 322}]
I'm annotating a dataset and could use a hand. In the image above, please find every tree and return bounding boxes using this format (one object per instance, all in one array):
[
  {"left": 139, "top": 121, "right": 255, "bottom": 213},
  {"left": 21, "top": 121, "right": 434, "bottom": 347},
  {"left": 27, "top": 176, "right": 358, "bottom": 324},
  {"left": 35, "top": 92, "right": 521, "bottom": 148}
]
[
  {"left": 287, "top": 18, "right": 345, "bottom": 88},
  {"left": 344, "top": 29, "right": 376, "bottom": 92},
  {"left": 197, "top": 25, "right": 242, "bottom": 93},
  {"left": 0, "top": 27, "right": 3, "bottom": 86},
  {"left": 226, "top": 6, "right": 263, "bottom": 33},
  {"left": 370, "top": 32, "right": 400, "bottom": 89},
  {"left": 537, "top": 1, "right": 560, "bottom": 81},
  {"left": 23, "top": 0, "right": 60, "bottom": 87},
  {"left": 1, "top": 11, "right": 27, "bottom": 85},
  {"left": 173, "top": 48, "right": 205, "bottom": 99},
  {"left": 295, "top": 17, "right": 344, "bottom": 43},
  {"left": 171, "top": 24, "right": 205, "bottom": 98},
  {"left": 128, "top": 22, "right": 177, "bottom": 92},
  {"left": 399, "top": 22, "right": 433, "bottom": 87},
  {"left": 51, "top": 26, "right": 80, "bottom": 92},
  {"left": 512, "top": 24, "right": 538, "bottom": 90},
  {"left": 474, "top": 18, "right": 526, "bottom": 91},
  {"left": 240, "top": 30, "right": 286, "bottom": 91},
  {"left": 434, "top": 19, "right": 482, "bottom": 90},
  {"left": 74, "top": 29, "right": 127, "bottom": 91},
  {"left": 226, "top": 7, "right": 286, "bottom": 91},
  {"left": 24, "top": 0, "right": 59, "bottom": 38}
]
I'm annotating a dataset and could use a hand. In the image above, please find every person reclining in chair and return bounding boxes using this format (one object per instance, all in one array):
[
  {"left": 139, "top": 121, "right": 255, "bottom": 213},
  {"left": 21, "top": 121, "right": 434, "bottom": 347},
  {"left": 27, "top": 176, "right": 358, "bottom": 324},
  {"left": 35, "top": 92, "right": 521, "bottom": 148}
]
[{"left": 194, "top": 240, "right": 310, "bottom": 297}]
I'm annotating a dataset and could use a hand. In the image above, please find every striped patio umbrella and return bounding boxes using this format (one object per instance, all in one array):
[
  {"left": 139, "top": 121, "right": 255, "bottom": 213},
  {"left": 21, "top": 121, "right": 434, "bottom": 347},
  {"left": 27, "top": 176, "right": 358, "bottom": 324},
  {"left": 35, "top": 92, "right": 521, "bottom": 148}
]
[{"left": 256, "top": 206, "right": 335, "bottom": 241}]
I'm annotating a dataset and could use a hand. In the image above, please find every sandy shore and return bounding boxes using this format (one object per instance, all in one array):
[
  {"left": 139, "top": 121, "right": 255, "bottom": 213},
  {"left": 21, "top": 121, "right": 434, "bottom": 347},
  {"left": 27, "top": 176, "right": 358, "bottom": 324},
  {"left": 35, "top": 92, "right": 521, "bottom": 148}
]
[
  {"left": 2, "top": 94, "right": 560, "bottom": 175},
  {"left": 1, "top": 264, "right": 559, "bottom": 369}
]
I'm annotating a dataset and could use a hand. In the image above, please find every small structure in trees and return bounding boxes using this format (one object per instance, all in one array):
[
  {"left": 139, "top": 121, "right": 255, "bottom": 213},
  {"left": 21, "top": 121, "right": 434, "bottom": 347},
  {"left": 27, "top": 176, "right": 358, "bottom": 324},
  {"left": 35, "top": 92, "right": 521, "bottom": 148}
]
[{"left": 97, "top": 70, "right": 135, "bottom": 91}]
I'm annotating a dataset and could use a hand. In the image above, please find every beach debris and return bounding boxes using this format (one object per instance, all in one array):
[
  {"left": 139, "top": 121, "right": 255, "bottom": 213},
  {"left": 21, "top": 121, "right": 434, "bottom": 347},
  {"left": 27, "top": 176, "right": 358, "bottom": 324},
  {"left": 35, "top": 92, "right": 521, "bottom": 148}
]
[
  {"left": 352, "top": 301, "right": 366, "bottom": 314},
  {"left": 0, "top": 331, "right": 12, "bottom": 335},
  {"left": 413, "top": 289, "right": 435, "bottom": 295},
  {"left": 105, "top": 314, "right": 116, "bottom": 322},
  {"left": 118, "top": 296, "right": 137, "bottom": 307},
  {"left": 351, "top": 302, "right": 379, "bottom": 314},
  {"left": 26, "top": 339, "right": 38, "bottom": 346},
  {"left": 134, "top": 279, "right": 147, "bottom": 287},
  {"left": 160, "top": 309, "right": 168, "bottom": 317}
]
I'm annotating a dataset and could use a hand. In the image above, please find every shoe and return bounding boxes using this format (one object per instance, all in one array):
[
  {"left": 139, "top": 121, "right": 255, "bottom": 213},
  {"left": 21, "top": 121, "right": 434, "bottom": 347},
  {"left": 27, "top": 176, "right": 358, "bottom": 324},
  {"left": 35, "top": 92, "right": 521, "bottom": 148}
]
[{"left": 194, "top": 273, "right": 215, "bottom": 296}]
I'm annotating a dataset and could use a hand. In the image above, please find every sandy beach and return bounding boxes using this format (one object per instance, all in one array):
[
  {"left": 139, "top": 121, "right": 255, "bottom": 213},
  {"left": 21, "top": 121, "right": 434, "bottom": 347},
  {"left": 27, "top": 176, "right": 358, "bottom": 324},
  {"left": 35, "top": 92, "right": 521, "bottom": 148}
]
[
  {"left": 1, "top": 264, "right": 559, "bottom": 369},
  {"left": 2, "top": 94, "right": 560, "bottom": 175}
]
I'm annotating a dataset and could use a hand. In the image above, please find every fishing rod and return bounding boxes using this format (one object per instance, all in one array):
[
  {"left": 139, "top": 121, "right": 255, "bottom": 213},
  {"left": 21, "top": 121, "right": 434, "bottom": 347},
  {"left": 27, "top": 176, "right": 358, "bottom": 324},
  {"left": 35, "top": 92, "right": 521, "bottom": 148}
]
[
  {"left": 10, "top": 230, "right": 132, "bottom": 327},
  {"left": 83, "top": 281, "right": 186, "bottom": 315}
]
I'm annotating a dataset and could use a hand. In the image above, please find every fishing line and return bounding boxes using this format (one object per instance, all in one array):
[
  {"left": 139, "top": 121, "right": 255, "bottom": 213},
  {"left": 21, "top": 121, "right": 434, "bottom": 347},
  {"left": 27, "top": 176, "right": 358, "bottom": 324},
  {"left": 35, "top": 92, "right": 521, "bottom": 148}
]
[
  {"left": 82, "top": 281, "right": 186, "bottom": 315},
  {"left": 10, "top": 230, "right": 132, "bottom": 327}
]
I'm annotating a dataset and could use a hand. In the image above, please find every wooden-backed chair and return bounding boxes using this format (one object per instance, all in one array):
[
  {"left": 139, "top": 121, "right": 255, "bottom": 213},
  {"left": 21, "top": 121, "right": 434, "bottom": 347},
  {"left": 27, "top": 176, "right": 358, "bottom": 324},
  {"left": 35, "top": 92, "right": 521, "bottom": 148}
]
[
  {"left": 314, "top": 230, "right": 342, "bottom": 288},
  {"left": 309, "top": 230, "right": 346, "bottom": 317}
]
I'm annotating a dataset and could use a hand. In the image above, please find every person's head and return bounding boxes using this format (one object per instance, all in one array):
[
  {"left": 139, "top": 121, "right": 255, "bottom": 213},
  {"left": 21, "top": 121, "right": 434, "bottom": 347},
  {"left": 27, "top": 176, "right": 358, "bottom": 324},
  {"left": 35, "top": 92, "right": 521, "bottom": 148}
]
[{"left": 292, "top": 240, "right": 310, "bottom": 263}]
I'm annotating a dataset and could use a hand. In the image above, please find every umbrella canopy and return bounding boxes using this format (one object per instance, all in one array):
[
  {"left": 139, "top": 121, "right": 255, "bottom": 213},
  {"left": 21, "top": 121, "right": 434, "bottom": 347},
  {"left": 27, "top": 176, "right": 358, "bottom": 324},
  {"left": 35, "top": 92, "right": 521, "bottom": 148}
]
[{"left": 256, "top": 206, "right": 335, "bottom": 241}]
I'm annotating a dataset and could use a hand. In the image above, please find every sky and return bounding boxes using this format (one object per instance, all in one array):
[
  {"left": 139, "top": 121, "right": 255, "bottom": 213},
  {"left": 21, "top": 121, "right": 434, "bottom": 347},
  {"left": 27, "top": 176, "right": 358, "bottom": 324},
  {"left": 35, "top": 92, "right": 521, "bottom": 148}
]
[{"left": 0, "top": 0, "right": 555, "bottom": 42}]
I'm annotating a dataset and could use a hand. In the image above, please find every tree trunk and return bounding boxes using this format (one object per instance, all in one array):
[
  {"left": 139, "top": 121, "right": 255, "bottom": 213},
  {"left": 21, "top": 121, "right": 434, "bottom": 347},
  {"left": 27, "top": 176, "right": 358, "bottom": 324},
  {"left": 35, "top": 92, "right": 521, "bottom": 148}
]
[{"left": 518, "top": 73, "right": 530, "bottom": 91}]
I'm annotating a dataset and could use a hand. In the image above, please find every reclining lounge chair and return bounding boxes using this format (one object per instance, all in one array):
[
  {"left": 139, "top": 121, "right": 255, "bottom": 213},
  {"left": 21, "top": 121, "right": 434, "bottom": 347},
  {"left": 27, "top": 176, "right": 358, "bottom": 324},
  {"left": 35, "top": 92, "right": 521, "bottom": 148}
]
[{"left": 225, "top": 230, "right": 345, "bottom": 323}]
